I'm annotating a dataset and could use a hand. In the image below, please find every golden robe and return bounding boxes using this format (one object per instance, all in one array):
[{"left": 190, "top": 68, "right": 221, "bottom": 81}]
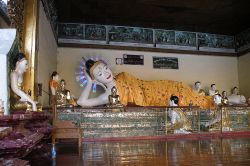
[{"left": 115, "top": 72, "right": 214, "bottom": 109}]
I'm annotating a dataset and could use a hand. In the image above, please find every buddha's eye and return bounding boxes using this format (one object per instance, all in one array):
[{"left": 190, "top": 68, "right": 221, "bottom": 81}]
[{"left": 105, "top": 66, "right": 108, "bottom": 70}]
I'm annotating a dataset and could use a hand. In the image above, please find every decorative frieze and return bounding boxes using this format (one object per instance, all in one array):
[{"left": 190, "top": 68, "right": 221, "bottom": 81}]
[{"left": 58, "top": 23, "right": 236, "bottom": 53}]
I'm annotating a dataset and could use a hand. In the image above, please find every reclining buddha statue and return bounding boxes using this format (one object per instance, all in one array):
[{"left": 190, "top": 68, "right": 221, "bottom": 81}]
[{"left": 77, "top": 59, "right": 214, "bottom": 109}]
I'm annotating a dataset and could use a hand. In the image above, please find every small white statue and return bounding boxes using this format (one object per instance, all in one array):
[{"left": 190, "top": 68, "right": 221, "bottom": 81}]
[
  {"left": 214, "top": 93, "right": 222, "bottom": 105},
  {"left": 193, "top": 81, "right": 205, "bottom": 96},
  {"left": 209, "top": 84, "right": 217, "bottom": 96}
]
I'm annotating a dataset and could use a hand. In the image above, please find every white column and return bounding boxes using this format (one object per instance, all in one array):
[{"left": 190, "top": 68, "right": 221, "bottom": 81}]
[{"left": 0, "top": 29, "right": 16, "bottom": 115}]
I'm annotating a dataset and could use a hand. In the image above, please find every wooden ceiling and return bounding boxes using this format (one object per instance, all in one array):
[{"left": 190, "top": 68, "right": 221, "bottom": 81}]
[{"left": 54, "top": 0, "right": 250, "bottom": 35}]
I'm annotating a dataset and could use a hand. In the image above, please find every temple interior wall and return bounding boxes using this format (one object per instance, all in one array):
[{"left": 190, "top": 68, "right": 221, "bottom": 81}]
[
  {"left": 37, "top": 2, "right": 57, "bottom": 106},
  {"left": 36, "top": 2, "right": 250, "bottom": 106},
  {"left": 1, "top": 2, "right": 248, "bottom": 108},
  {"left": 0, "top": 16, "right": 8, "bottom": 28},
  {"left": 238, "top": 52, "right": 250, "bottom": 99},
  {"left": 57, "top": 47, "right": 239, "bottom": 99}
]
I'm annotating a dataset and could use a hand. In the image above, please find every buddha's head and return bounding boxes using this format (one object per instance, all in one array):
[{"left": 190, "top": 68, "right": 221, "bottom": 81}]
[
  {"left": 194, "top": 81, "right": 201, "bottom": 90},
  {"left": 214, "top": 94, "right": 222, "bottom": 105},
  {"left": 13, "top": 53, "right": 28, "bottom": 73},
  {"left": 111, "top": 86, "right": 117, "bottom": 95},
  {"left": 60, "top": 79, "right": 66, "bottom": 90},
  {"left": 85, "top": 59, "right": 113, "bottom": 84},
  {"left": 232, "top": 86, "right": 239, "bottom": 95},
  {"left": 51, "top": 71, "right": 59, "bottom": 82},
  {"left": 211, "top": 84, "right": 216, "bottom": 91},
  {"left": 169, "top": 95, "right": 179, "bottom": 106},
  {"left": 222, "top": 91, "right": 227, "bottom": 98}
]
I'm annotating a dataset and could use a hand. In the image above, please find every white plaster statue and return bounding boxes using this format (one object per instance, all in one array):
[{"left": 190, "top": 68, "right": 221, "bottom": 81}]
[
  {"left": 168, "top": 96, "right": 191, "bottom": 134},
  {"left": 10, "top": 53, "right": 37, "bottom": 111},
  {"left": 227, "top": 87, "right": 246, "bottom": 105},
  {"left": 77, "top": 59, "right": 116, "bottom": 107},
  {"left": 193, "top": 81, "right": 205, "bottom": 96},
  {"left": 209, "top": 84, "right": 217, "bottom": 96}
]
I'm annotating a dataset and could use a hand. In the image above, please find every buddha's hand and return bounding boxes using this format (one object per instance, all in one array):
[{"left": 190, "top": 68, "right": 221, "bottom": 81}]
[
  {"left": 32, "top": 102, "right": 37, "bottom": 111},
  {"left": 20, "top": 97, "right": 28, "bottom": 102}
]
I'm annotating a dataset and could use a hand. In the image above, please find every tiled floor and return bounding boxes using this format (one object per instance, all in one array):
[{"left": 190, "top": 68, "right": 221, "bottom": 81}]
[{"left": 29, "top": 138, "right": 250, "bottom": 166}]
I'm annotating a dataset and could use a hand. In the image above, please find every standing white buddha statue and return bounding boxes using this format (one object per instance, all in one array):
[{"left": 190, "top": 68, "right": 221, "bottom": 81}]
[{"left": 209, "top": 84, "right": 217, "bottom": 96}]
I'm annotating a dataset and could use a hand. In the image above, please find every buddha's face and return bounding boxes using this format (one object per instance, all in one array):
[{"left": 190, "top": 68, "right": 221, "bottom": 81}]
[
  {"left": 195, "top": 82, "right": 201, "bottom": 90},
  {"left": 93, "top": 63, "right": 113, "bottom": 84},
  {"left": 60, "top": 81, "right": 65, "bottom": 89},
  {"left": 54, "top": 74, "right": 60, "bottom": 82},
  {"left": 211, "top": 84, "right": 216, "bottom": 91},
  {"left": 16, "top": 59, "right": 28, "bottom": 73},
  {"left": 214, "top": 95, "right": 222, "bottom": 105},
  {"left": 233, "top": 88, "right": 238, "bottom": 95},
  {"left": 222, "top": 91, "right": 227, "bottom": 97},
  {"left": 111, "top": 87, "right": 117, "bottom": 95}
]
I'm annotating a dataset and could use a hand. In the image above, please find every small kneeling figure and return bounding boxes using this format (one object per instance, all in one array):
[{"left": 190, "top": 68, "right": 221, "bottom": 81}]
[{"left": 167, "top": 95, "right": 192, "bottom": 134}]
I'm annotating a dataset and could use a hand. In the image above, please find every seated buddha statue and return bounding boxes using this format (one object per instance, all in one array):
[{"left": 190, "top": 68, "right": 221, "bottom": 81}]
[
  {"left": 227, "top": 87, "right": 247, "bottom": 105},
  {"left": 167, "top": 96, "right": 192, "bottom": 134},
  {"left": 77, "top": 59, "right": 214, "bottom": 109},
  {"left": 221, "top": 91, "right": 229, "bottom": 105},
  {"left": 108, "top": 86, "right": 123, "bottom": 107},
  {"left": 193, "top": 81, "right": 206, "bottom": 96},
  {"left": 10, "top": 53, "right": 41, "bottom": 112},
  {"left": 56, "top": 79, "right": 77, "bottom": 107}
]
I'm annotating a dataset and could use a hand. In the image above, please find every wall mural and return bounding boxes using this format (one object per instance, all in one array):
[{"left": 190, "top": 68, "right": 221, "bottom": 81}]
[
  {"left": 175, "top": 31, "right": 196, "bottom": 47},
  {"left": 57, "top": 23, "right": 247, "bottom": 53},
  {"left": 236, "top": 28, "right": 250, "bottom": 51},
  {"left": 58, "top": 23, "right": 84, "bottom": 39},
  {"left": 198, "top": 33, "right": 234, "bottom": 49},
  {"left": 85, "top": 24, "right": 106, "bottom": 41},
  {"left": 155, "top": 30, "right": 175, "bottom": 45},
  {"left": 108, "top": 26, "right": 153, "bottom": 44}
]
